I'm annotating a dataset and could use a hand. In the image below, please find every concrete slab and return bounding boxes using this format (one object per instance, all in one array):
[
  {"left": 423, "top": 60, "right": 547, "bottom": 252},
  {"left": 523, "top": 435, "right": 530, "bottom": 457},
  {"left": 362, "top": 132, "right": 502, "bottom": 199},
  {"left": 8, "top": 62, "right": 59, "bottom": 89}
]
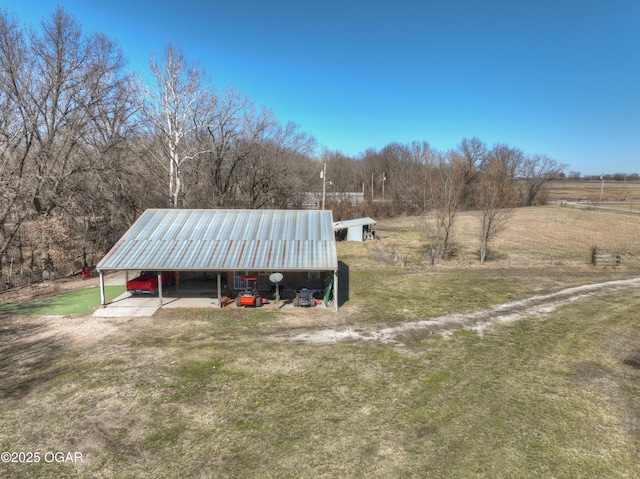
[
  {"left": 92, "top": 292, "right": 161, "bottom": 318},
  {"left": 161, "top": 295, "right": 221, "bottom": 309},
  {"left": 92, "top": 288, "right": 332, "bottom": 317}
]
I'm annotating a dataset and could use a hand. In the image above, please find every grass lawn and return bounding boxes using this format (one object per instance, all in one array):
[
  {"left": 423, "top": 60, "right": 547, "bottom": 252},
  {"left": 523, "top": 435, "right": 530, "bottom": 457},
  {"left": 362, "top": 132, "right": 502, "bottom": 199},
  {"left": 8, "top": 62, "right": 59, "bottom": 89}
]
[
  {"left": 1, "top": 206, "right": 639, "bottom": 478},
  {"left": 0, "top": 286, "right": 124, "bottom": 316},
  {"left": 1, "top": 293, "right": 638, "bottom": 478}
]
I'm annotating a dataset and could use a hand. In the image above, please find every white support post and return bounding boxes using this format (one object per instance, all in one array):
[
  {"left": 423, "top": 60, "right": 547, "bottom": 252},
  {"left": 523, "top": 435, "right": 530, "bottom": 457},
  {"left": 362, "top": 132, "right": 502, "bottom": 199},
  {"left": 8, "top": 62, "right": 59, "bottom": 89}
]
[
  {"left": 158, "top": 272, "right": 163, "bottom": 307},
  {"left": 99, "top": 270, "right": 106, "bottom": 305},
  {"left": 217, "top": 273, "right": 222, "bottom": 308}
]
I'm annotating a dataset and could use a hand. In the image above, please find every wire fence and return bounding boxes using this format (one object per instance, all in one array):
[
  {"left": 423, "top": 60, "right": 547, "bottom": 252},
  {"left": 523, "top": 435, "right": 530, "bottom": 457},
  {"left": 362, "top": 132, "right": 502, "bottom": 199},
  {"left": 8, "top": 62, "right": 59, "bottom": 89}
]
[{"left": 2, "top": 260, "right": 87, "bottom": 290}]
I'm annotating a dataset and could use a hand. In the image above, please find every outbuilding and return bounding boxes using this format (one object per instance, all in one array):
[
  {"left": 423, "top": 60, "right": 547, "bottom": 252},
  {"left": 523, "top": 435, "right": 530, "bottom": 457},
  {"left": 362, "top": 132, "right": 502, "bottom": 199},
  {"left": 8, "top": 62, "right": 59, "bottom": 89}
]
[
  {"left": 333, "top": 217, "right": 377, "bottom": 242},
  {"left": 96, "top": 209, "right": 339, "bottom": 310}
]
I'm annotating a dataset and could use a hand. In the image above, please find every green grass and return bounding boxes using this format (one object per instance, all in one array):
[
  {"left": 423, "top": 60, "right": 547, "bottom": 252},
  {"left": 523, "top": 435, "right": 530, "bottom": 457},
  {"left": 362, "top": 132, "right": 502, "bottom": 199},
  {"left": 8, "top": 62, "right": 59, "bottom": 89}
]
[
  {"left": 1, "top": 293, "right": 639, "bottom": 478},
  {"left": 348, "top": 269, "right": 523, "bottom": 321},
  {"left": 0, "top": 285, "right": 124, "bottom": 316}
]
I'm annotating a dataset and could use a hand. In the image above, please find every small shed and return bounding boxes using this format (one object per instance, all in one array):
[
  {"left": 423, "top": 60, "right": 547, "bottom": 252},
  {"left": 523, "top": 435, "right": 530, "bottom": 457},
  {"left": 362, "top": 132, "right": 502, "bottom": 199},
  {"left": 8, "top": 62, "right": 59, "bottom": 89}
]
[
  {"left": 96, "top": 209, "right": 339, "bottom": 310},
  {"left": 333, "top": 217, "right": 377, "bottom": 242}
]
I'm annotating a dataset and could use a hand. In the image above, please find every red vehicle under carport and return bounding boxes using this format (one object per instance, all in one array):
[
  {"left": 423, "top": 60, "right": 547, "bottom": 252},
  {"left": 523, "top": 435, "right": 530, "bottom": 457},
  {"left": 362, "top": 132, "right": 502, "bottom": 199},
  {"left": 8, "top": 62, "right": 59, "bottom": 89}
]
[{"left": 127, "top": 272, "right": 175, "bottom": 295}]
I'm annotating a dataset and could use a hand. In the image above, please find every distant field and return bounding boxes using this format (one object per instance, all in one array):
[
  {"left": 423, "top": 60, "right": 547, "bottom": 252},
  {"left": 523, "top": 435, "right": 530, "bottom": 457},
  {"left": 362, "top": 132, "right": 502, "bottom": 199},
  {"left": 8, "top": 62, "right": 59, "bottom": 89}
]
[
  {"left": 545, "top": 179, "right": 640, "bottom": 202},
  {"left": 374, "top": 205, "right": 640, "bottom": 271},
  {"left": 337, "top": 205, "right": 640, "bottom": 325}
]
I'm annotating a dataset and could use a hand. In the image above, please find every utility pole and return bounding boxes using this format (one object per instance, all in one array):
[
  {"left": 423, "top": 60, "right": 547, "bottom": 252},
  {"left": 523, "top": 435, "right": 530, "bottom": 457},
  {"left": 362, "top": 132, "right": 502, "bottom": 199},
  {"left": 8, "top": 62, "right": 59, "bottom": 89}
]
[
  {"left": 371, "top": 172, "right": 374, "bottom": 200},
  {"left": 382, "top": 172, "right": 387, "bottom": 200},
  {"left": 321, "top": 163, "right": 327, "bottom": 210}
]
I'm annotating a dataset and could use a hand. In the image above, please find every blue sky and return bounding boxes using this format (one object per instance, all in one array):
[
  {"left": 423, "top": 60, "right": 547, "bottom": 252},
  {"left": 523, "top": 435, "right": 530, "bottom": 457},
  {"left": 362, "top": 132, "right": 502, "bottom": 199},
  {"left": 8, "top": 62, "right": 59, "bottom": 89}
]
[{"left": 6, "top": 1, "right": 640, "bottom": 175}]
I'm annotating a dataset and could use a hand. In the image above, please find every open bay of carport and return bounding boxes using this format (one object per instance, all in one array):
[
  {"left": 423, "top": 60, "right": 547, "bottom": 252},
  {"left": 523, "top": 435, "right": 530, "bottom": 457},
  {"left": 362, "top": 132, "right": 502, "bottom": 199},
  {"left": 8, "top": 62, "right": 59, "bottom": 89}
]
[
  {"left": 92, "top": 282, "right": 220, "bottom": 318},
  {"left": 92, "top": 277, "right": 331, "bottom": 317},
  {"left": 95, "top": 272, "right": 335, "bottom": 317},
  {"left": 92, "top": 292, "right": 163, "bottom": 317}
]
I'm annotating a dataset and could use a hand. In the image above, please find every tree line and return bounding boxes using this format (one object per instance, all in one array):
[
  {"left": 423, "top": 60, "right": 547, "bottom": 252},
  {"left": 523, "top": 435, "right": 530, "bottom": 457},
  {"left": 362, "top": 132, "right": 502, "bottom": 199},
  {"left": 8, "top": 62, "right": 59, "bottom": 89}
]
[{"left": 0, "top": 7, "right": 569, "bottom": 279}]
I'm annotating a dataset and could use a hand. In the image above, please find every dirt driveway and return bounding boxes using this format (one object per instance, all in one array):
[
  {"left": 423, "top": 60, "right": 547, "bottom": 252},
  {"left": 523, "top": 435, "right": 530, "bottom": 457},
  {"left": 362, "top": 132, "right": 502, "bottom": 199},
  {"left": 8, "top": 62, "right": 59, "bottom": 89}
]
[{"left": 283, "top": 277, "right": 640, "bottom": 344}]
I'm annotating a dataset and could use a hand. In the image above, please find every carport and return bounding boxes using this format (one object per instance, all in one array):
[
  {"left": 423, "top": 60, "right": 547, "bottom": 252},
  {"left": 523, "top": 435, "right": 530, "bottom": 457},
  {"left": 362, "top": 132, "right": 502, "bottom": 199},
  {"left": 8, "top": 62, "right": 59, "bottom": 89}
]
[{"left": 95, "top": 209, "right": 339, "bottom": 311}]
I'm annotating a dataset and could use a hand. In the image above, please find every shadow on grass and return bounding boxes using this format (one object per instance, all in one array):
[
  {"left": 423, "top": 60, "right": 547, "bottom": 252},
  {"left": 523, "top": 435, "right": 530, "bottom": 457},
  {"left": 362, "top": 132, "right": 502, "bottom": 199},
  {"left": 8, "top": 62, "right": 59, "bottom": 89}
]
[
  {"left": 0, "top": 318, "right": 70, "bottom": 399},
  {"left": 338, "top": 261, "right": 349, "bottom": 307}
]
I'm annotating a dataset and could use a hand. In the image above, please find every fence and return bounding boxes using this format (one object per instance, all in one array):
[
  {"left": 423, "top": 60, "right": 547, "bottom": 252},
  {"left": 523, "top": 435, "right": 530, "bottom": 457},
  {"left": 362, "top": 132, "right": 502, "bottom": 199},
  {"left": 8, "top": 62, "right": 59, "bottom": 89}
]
[
  {"left": 591, "top": 252, "right": 622, "bottom": 267},
  {"left": 2, "top": 260, "right": 87, "bottom": 290},
  {"left": 555, "top": 200, "right": 640, "bottom": 215}
]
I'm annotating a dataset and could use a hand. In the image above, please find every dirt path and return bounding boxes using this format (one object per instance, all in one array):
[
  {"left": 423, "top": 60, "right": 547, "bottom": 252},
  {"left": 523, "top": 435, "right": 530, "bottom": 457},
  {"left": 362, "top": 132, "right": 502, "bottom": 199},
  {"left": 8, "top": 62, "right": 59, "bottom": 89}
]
[{"left": 283, "top": 277, "right": 640, "bottom": 344}]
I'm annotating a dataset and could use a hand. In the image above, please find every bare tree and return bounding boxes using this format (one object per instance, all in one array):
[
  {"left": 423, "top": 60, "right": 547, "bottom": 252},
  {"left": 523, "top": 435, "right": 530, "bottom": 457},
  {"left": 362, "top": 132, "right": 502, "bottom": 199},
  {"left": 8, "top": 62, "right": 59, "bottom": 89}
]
[
  {"left": 404, "top": 141, "right": 437, "bottom": 213},
  {"left": 454, "top": 137, "right": 487, "bottom": 207},
  {"left": 0, "top": 10, "right": 27, "bottom": 265},
  {"left": 239, "top": 111, "right": 316, "bottom": 209},
  {"left": 378, "top": 143, "right": 407, "bottom": 200},
  {"left": 487, "top": 143, "right": 524, "bottom": 181},
  {"left": 322, "top": 148, "right": 361, "bottom": 199},
  {"left": 200, "top": 88, "right": 251, "bottom": 207},
  {"left": 143, "top": 43, "right": 212, "bottom": 208},
  {"left": 189, "top": 89, "right": 270, "bottom": 208},
  {"left": 0, "top": 7, "right": 135, "bottom": 273},
  {"left": 422, "top": 152, "right": 465, "bottom": 264},
  {"left": 142, "top": 45, "right": 317, "bottom": 211},
  {"left": 518, "top": 154, "right": 567, "bottom": 206},
  {"left": 477, "top": 158, "right": 516, "bottom": 263}
]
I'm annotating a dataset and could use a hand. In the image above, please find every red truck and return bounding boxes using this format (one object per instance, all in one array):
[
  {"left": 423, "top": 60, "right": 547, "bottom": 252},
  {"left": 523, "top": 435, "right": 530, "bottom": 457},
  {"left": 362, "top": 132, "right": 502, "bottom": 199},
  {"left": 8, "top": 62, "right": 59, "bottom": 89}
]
[{"left": 127, "top": 271, "right": 175, "bottom": 295}]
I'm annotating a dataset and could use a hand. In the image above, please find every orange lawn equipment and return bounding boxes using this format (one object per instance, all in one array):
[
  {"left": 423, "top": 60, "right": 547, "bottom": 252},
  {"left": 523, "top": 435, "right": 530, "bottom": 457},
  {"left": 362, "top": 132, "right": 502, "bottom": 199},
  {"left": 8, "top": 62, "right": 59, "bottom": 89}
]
[{"left": 235, "top": 275, "right": 264, "bottom": 307}]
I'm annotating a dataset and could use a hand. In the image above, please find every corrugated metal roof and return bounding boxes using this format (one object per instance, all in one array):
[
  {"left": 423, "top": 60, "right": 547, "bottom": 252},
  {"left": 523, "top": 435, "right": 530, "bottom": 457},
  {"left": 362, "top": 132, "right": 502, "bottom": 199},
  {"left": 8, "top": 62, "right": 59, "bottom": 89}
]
[
  {"left": 97, "top": 209, "right": 338, "bottom": 272},
  {"left": 333, "top": 217, "right": 377, "bottom": 229}
]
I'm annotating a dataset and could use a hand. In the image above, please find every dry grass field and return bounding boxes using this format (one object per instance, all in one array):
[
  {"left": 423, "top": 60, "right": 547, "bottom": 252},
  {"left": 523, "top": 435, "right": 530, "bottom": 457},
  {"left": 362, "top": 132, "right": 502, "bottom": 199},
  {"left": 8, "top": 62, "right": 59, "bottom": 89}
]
[
  {"left": 1, "top": 202, "right": 639, "bottom": 478},
  {"left": 338, "top": 204, "right": 640, "bottom": 326},
  {"left": 545, "top": 179, "right": 640, "bottom": 202},
  {"left": 368, "top": 204, "right": 640, "bottom": 272}
]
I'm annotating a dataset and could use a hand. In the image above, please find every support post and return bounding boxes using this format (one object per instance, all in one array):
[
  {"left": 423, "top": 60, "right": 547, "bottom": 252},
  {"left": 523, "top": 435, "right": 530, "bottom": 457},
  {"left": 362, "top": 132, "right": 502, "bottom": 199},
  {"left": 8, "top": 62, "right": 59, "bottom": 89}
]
[
  {"left": 158, "top": 272, "right": 163, "bottom": 307},
  {"left": 99, "top": 270, "right": 106, "bottom": 305},
  {"left": 217, "top": 273, "right": 222, "bottom": 308}
]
